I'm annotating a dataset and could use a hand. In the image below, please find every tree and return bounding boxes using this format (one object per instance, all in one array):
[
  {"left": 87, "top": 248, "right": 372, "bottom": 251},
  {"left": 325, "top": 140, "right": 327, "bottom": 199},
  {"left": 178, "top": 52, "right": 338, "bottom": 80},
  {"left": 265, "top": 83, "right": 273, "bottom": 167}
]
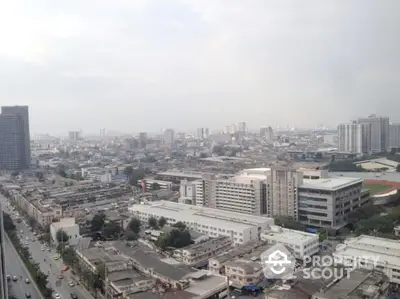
[
  {"left": 148, "top": 217, "right": 158, "bottom": 229},
  {"left": 103, "top": 222, "right": 121, "bottom": 239},
  {"left": 62, "top": 247, "right": 77, "bottom": 267},
  {"left": 56, "top": 229, "right": 69, "bottom": 243},
  {"left": 155, "top": 229, "right": 192, "bottom": 249},
  {"left": 3, "top": 212, "right": 16, "bottom": 231},
  {"left": 199, "top": 153, "right": 208, "bottom": 158},
  {"left": 123, "top": 230, "right": 138, "bottom": 241},
  {"left": 123, "top": 166, "right": 134, "bottom": 177},
  {"left": 10, "top": 171, "right": 19, "bottom": 177},
  {"left": 91, "top": 213, "right": 106, "bottom": 232},
  {"left": 158, "top": 217, "right": 167, "bottom": 228},
  {"left": 172, "top": 221, "right": 186, "bottom": 230},
  {"left": 127, "top": 218, "right": 141, "bottom": 234},
  {"left": 274, "top": 216, "right": 307, "bottom": 231},
  {"left": 397, "top": 164, "right": 400, "bottom": 172}
]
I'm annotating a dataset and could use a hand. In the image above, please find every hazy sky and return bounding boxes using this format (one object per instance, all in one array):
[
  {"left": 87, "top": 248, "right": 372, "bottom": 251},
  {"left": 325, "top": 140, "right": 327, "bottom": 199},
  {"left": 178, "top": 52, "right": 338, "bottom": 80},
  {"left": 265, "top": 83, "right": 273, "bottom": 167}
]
[{"left": 1, "top": 1, "right": 399, "bottom": 134}]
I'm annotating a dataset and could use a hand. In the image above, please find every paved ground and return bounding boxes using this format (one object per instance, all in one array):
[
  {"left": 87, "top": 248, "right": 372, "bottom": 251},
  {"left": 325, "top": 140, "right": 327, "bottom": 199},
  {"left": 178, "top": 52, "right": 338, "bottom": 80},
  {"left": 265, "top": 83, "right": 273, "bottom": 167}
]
[
  {"left": 2, "top": 196, "right": 94, "bottom": 299},
  {"left": 4, "top": 232, "right": 43, "bottom": 299}
]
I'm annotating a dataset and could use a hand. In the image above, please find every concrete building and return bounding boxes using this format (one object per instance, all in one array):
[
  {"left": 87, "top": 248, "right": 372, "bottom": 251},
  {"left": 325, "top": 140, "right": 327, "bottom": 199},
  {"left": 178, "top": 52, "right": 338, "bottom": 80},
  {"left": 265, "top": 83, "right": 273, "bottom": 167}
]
[
  {"left": 196, "top": 168, "right": 270, "bottom": 215},
  {"left": 225, "top": 259, "right": 263, "bottom": 288},
  {"left": 50, "top": 217, "right": 81, "bottom": 246},
  {"left": 163, "top": 129, "right": 175, "bottom": 145},
  {"left": 298, "top": 177, "right": 369, "bottom": 229},
  {"left": 269, "top": 166, "right": 303, "bottom": 219},
  {"left": 129, "top": 201, "right": 274, "bottom": 245},
  {"left": 0, "top": 106, "right": 31, "bottom": 170},
  {"left": 389, "top": 123, "right": 400, "bottom": 148},
  {"left": 260, "top": 225, "right": 319, "bottom": 259},
  {"left": 333, "top": 235, "right": 400, "bottom": 284},
  {"left": 357, "top": 114, "right": 389, "bottom": 153},
  {"left": 173, "top": 236, "right": 232, "bottom": 267},
  {"left": 179, "top": 179, "right": 198, "bottom": 204},
  {"left": 260, "top": 126, "right": 274, "bottom": 140},
  {"left": 68, "top": 131, "right": 81, "bottom": 142},
  {"left": 196, "top": 128, "right": 209, "bottom": 139},
  {"left": 338, "top": 121, "right": 371, "bottom": 154},
  {"left": 238, "top": 122, "right": 247, "bottom": 133}
]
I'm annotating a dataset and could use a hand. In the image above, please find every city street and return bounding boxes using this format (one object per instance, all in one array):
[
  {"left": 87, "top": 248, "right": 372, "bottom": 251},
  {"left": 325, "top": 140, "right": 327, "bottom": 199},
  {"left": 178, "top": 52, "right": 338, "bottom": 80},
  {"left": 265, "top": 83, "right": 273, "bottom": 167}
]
[
  {"left": 4, "top": 232, "right": 43, "bottom": 299},
  {"left": 2, "top": 195, "right": 94, "bottom": 299}
]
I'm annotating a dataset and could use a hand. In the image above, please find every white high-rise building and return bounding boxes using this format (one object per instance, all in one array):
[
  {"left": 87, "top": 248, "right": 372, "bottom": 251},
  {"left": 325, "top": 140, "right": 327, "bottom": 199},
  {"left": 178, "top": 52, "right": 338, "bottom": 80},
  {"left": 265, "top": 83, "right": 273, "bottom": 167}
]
[
  {"left": 389, "top": 123, "right": 400, "bottom": 148},
  {"left": 338, "top": 122, "right": 371, "bottom": 154},
  {"left": 238, "top": 122, "right": 247, "bottom": 133},
  {"left": 357, "top": 115, "right": 389, "bottom": 153},
  {"left": 164, "top": 129, "right": 175, "bottom": 145},
  {"left": 196, "top": 128, "right": 210, "bottom": 139}
]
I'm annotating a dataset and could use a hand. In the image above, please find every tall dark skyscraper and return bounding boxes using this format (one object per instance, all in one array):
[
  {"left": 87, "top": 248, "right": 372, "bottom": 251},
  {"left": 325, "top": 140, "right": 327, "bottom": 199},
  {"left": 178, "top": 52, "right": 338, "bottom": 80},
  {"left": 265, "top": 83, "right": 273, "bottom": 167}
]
[{"left": 0, "top": 106, "right": 31, "bottom": 170}]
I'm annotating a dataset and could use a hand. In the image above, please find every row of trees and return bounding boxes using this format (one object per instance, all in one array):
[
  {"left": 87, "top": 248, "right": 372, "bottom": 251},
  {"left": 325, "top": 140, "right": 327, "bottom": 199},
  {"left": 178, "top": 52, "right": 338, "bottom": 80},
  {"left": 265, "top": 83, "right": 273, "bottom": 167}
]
[
  {"left": 3, "top": 212, "right": 53, "bottom": 298},
  {"left": 90, "top": 213, "right": 122, "bottom": 239}
]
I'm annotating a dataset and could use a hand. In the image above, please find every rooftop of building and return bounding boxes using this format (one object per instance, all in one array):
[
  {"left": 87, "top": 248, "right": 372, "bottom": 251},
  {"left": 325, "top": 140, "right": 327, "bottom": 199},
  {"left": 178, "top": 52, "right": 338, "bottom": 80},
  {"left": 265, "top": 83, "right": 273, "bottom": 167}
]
[
  {"left": 261, "top": 226, "right": 318, "bottom": 244},
  {"left": 334, "top": 235, "right": 400, "bottom": 266},
  {"left": 129, "top": 201, "right": 274, "bottom": 229},
  {"left": 51, "top": 217, "right": 76, "bottom": 228},
  {"left": 300, "top": 177, "right": 363, "bottom": 191},
  {"left": 312, "top": 269, "right": 388, "bottom": 299},
  {"left": 180, "top": 236, "right": 231, "bottom": 253},
  {"left": 225, "top": 259, "right": 262, "bottom": 274}
]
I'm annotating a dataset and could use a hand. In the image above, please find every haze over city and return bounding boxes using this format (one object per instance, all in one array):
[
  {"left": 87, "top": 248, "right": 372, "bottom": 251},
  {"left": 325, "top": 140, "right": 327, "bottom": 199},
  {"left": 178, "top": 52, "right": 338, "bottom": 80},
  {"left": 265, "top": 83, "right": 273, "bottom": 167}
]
[{"left": 1, "top": 0, "right": 400, "bottom": 134}]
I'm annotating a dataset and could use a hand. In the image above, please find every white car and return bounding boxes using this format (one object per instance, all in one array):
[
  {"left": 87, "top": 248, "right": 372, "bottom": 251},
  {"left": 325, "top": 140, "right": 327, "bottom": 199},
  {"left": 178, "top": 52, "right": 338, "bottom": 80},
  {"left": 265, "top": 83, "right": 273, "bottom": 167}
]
[
  {"left": 53, "top": 294, "right": 61, "bottom": 299},
  {"left": 41, "top": 247, "right": 44, "bottom": 251},
  {"left": 68, "top": 281, "right": 75, "bottom": 287}
]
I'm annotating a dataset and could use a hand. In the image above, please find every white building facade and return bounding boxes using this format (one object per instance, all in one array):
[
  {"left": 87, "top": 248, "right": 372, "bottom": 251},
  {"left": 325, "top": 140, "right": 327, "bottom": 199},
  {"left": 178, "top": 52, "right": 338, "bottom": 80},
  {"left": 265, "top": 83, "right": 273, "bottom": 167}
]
[
  {"left": 260, "top": 225, "right": 319, "bottom": 259},
  {"left": 333, "top": 235, "right": 400, "bottom": 284},
  {"left": 129, "top": 201, "right": 274, "bottom": 245},
  {"left": 50, "top": 217, "right": 81, "bottom": 246}
]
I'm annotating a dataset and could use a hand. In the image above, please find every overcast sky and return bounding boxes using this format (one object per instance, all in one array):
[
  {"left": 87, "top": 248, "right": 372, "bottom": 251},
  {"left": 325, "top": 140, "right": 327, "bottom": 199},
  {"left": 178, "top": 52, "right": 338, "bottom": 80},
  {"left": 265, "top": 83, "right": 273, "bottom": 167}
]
[{"left": 1, "top": 0, "right": 399, "bottom": 135}]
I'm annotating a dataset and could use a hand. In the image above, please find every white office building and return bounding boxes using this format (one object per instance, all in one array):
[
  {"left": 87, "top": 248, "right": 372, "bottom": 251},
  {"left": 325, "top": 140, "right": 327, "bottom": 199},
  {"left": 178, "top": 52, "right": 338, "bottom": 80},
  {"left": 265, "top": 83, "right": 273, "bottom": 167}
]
[
  {"left": 338, "top": 121, "right": 371, "bottom": 154},
  {"left": 260, "top": 225, "right": 319, "bottom": 259},
  {"left": 129, "top": 201, "right": 274, "bottom": 245},
  {"left": 50, "top": 217, "right": 81, "bottom": 246},
  {"left": 357, "top": 114, "right": 389, "bottom": 153},
  {"left": 333, "top": 235, "right": 400, "bottom": 284},
  {"left": 389, "top": 123, "right": 400, "bottom": 148},
  {"left": 298, "top": 177, "right": 369, "bottom": 229},
  {"left": 196, "top": 168, "right": 270, "bottom": 215}
]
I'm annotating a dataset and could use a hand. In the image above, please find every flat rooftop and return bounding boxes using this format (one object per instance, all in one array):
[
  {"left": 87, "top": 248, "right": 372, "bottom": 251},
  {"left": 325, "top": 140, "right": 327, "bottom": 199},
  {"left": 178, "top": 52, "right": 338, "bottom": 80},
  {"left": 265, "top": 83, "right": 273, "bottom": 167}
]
[
  {"left": 157, "top": 171, "right": 203, "bottom": 179},
  {"left": 130, "top": 201, "right": 274, "bottom": 230},
  {"left": 262, "top": 226, "right": 318, "bottom": 244},
  {"left": 300, "top": 177, "right": 363, "bottom": 191},
  {"left": 334, "top": 235, "right": 400, "bottom": 266}
]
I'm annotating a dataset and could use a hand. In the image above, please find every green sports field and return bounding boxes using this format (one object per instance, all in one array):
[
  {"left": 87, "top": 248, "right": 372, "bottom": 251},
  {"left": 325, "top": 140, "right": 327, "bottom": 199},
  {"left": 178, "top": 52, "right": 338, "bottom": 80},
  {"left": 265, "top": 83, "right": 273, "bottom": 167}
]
[{"left": 364, "top": 183, "right": 393, "bottom": 195}]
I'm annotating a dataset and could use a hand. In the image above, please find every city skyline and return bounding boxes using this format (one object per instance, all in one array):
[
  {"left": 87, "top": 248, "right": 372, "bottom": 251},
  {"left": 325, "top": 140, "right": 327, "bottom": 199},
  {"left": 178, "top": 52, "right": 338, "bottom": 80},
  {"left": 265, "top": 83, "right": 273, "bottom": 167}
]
[{"left": 1, "top": 1, "right": 400, "bottom": 134}]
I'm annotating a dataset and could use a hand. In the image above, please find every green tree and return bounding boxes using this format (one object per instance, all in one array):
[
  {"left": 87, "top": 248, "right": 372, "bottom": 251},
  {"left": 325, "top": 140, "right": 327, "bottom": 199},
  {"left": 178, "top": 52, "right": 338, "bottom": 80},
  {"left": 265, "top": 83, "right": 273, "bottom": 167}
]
[
  {"left": 123, "top": 166, "right": 134, "bottom": 177},
  {"left": 103, "top": 222, "right": 121, "bottom": 239},
  {"left": 91, "top": 213, "right": 106, "bottom": 232},
  {"left": 274, "top": 216, "right": 307, "bottom": 231},
  {"left": 62, "top": 247, "right": 77, "bottom": 267},
  {"left": 397, "top": 164, "right": 400, "bottom": 172},
  {"left": 155, "top": 229, "right": 192, "bottom": 249},
  {"left": 172, "top": 221, "right": 186, "bottom": 230},
  {"left": 148, "top": 217, "right": 158, "bottom": 229},
  {"left": 56, "top": 229, "right": 69, "bottom": 243},
  {"left": 123, "top": 230, "right": 138, "bottom": 241},
  {"left": 127, "top": 217, "right": 141, "bottom": 234},
  {"left": 3, "top": 212, "right": 16, "bottom": 231},
  {"left": 158, "top": 217, "right": 167, "bottom": 228}
]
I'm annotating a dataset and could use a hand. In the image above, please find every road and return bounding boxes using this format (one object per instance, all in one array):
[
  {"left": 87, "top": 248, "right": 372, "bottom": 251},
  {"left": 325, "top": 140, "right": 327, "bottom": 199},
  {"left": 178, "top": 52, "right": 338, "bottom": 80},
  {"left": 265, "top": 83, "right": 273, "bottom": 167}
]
[
  {"left": 2, "top": 196, "right": 94, "bottom": 299},
  {"left": 4, "top": 232, "right": 43, "bottom": 299}
]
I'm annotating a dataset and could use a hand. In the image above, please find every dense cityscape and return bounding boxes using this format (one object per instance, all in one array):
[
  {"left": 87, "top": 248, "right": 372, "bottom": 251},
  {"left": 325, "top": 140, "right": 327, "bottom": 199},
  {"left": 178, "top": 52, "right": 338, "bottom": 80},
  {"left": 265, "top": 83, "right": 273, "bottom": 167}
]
[{"left": 1, "top": 106, "right": 400, "bottom": 299}]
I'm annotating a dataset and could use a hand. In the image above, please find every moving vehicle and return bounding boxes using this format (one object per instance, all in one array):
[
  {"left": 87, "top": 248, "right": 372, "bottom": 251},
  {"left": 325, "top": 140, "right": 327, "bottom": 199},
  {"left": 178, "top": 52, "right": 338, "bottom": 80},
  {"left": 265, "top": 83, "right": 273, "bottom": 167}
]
[
  {"left": 25, "top": 293, "right": 31, "bottom": 298},
  {"left": 25, "top": 278, "right": 30, "bottom": 283},
  {"left": 53, "top": 294, "right": 61, "bottom": 299},
  {"left": 12, "top": 276, "right": 18, "bottom": 281},
  {"left": 68, "top": 281, "right": 75, "bottom": 287},
  {"left": 53, "top": 255, "right": 59, "bottom": 260},
  {"left": 70, "top": 293, "right": 78, "bottom": 299}
]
